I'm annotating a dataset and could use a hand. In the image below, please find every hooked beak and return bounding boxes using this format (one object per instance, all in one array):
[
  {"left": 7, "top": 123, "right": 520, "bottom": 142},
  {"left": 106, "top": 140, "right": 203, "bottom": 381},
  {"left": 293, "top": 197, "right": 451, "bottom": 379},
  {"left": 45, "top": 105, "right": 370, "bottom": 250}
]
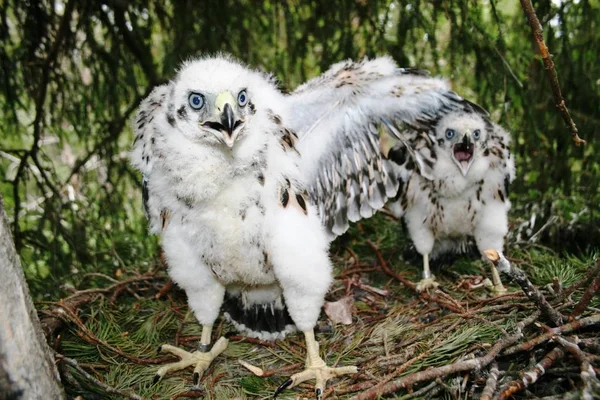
[
  {"left": 202, "top": 91, "right": 243, "bottom": 148},
  {"left": 220, "top": 103, "right": 234, "bottom": 136},
  {"left": 452, "top": 134, "right": 474, "bottom": 176}
]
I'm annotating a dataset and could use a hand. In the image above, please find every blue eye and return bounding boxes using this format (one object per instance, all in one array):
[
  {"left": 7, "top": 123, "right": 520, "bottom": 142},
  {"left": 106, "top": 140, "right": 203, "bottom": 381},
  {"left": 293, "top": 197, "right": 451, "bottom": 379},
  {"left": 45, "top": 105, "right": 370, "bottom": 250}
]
[
  {"left": 238, "top": 90, "right": 248, "bottom": 107},
  {"left": 189, "top": 93, "right": 204, "bottom": 110},
  {"left": 445, "top": 129, "right": 455, "bottom": 140},
  {"left": 472, "top": 129, "right": 481, "bottom": 140}
]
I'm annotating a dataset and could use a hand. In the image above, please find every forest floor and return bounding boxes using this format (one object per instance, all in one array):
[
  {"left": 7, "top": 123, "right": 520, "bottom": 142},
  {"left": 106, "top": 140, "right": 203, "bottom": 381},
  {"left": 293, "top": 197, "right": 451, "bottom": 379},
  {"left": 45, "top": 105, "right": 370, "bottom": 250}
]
[{"left": 38, "top": 212, "right": 600, "bottom": 400}]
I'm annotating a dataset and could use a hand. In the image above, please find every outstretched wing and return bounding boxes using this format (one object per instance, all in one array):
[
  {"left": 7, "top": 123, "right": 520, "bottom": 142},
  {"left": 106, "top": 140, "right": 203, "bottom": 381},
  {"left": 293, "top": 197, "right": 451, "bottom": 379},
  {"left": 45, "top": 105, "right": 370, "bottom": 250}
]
[{"left": 284, "top": 56, "right": 484, "bottom": 236}]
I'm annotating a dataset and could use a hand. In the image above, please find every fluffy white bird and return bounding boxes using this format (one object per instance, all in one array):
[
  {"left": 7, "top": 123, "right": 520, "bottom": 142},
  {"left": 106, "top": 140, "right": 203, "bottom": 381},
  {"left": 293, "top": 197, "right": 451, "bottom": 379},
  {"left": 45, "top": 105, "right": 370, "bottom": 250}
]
[
  {"left": 130, "top": 54, "right": 479, "bottom": 397},
  {"left": 386, "top": 111, "right": 515, "bottom": 292}
]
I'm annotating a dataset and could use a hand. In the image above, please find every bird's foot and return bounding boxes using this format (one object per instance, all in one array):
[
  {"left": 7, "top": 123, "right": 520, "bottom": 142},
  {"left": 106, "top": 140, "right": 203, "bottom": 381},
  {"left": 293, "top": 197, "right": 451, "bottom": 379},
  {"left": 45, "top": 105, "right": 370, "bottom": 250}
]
[
  {"left": 274, "top": 357, "right": 358, "bottom": 399},
  {"left": 416, "top": 276, "right": 439, "bottom": 292},
  {"left": 153, "top": 337, "right": 228, "bottom": 385},
  {"left": 488, "top": 282, "right": 508, "bottom": 294}
]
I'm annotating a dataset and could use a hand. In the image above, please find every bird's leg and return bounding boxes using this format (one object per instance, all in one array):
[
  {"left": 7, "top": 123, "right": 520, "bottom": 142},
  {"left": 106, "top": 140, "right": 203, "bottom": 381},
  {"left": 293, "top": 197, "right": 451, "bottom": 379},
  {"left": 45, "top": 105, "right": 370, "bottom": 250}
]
[
  {"left": 488, "top": 262, "right": 507, "bottom": 294},
  {"left": 154, "top": 324, "right": 228, "bottom": 385},
  {"left": 274, "top": 330, "right": 358, "bottom": 399},
  {"left": 416, "top": 253, "right": 439, "bottom": 292}
]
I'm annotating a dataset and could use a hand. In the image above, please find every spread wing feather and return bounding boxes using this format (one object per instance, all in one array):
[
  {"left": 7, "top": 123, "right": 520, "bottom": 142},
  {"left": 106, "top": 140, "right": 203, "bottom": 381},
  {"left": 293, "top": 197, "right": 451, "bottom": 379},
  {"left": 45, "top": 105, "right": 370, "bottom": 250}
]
[{"left": 284, "top": 56, "right": 485, "bottom": 236}]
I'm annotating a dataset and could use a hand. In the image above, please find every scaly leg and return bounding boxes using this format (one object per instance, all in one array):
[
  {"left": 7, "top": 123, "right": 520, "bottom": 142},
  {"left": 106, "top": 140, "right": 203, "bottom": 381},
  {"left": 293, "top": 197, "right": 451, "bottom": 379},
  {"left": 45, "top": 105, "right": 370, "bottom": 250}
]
[
  {"left": 153, "top": 325, "right": 228, "bottom": 385},
  {"left": 274, "top": 330, "right": 358, "bottom": 399},
  {"left": 488, "top": 262, "right": 507, "bottom": 294},
  {"left": 416, "top": 253, "right": 439, "bottom": 292}
]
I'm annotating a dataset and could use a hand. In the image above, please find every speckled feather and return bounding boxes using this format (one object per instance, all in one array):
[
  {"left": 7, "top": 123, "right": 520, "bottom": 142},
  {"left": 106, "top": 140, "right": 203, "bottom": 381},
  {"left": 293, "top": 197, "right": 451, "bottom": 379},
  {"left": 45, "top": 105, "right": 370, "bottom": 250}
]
[
  {"left": 129, "top": 55, "right": 492, "bottom": 340},
  {"left": 387, "top": 111, "right": 515, "bottom": 259},
  {"left": 285, "top": 56, "right": 487, "bottom": 237}
]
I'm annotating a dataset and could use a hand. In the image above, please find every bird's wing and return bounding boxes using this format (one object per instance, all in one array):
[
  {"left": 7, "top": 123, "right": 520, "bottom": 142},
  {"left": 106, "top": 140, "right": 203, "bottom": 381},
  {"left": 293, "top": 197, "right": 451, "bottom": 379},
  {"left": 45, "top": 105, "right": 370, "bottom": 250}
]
[
  {"left": 130, "top": 84, "right": 170, "bottom": 226},
  {"left": 385, "top": 127, "right": 436, "bottom": 219},
  {"left": 285, "top": 56, "right": 484, "bottom": 236},
  {"left": 485, "top": 122, "right": 516, "bottom": 200}
]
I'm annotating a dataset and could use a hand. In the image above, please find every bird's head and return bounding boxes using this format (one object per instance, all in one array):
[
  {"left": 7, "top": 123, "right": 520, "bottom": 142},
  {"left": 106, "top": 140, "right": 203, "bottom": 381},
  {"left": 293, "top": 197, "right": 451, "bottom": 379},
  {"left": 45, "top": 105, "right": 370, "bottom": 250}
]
[
  {"left": 165, "top": 55, "right": 269, "bottom": 148},
  {"left": 434, "top": 112, "right": 490, "bottom": 176}
]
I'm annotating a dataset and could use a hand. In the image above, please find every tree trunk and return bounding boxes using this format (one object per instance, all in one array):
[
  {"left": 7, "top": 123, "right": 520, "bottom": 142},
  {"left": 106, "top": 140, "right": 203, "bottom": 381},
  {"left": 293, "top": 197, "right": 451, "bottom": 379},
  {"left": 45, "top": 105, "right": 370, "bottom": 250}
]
[{"left": 0, "top": 196, "right": 64, "bottom": 399}]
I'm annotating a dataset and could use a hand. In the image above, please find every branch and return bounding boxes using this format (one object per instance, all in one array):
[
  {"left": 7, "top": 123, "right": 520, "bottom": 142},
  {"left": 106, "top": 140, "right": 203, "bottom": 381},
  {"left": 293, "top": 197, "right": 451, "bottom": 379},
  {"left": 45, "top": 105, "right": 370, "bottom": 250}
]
[
  {"left": 350, "top": 313, "right": 538, "bottom": 400},
  {"left": 484, "top": 249, "right": 567, "bottom": 325},
  {"left": 11, "top": 0, "right": 77, "bottom": 249},
  {"left": 479, "top": 362, "right": 500, "bottom": 400},
  {"left": 55, "top": 352, "right": 142, "bottom": 400},
  {"left": 553, "top": 336, "right": 600, "bottom": 398},
  {"left": 504, "top": 313, "right": 600, "bottom": 355},
  {"left": 569, "top": 259, "right": 600, "bottom": 319},
  {"left": 366, "top": 241, "right": 465, "bottom": 314},
  {"left": 560, "top": 259, "right": 600, "bottom": 301},
  {"left": 40, "top": 274, "right": 165, "bottom": 345},
  {"left": 497, "top": 346, "right": 564, "bottom": 399},
  {"left": 519, "top": 0, "right": 586, "bottom": 146}
]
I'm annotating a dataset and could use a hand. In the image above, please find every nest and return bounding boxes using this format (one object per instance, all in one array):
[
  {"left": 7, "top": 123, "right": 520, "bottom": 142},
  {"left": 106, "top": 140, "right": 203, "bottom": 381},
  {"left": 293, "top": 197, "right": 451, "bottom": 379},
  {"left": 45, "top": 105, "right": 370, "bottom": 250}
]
[{"left": 40, "top": 215, "right": 600, "bottom": 399}]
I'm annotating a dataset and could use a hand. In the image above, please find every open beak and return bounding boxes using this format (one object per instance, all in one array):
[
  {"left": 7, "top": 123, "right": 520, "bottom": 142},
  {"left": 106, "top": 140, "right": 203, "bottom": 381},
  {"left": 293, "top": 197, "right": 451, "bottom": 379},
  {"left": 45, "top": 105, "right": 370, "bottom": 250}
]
[
  {"left": 202, "top": 91, "right": 243, "bottom": 148},
  {"left": 452, "top": 134, "right": 474, "bottom": 176}
]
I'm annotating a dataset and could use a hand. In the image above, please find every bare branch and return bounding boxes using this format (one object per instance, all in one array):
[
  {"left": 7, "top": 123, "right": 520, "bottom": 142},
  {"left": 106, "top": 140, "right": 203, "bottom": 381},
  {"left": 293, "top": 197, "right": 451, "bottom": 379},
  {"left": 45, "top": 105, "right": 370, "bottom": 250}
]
[
  {"left": 479, "top": 362, "right": 500, "bottom": 400},
  {"left": 497, "top": 346, "right": 564, "bottom": 399},
  {"left": 484, "top": 249, "right": 567, "bottom": 325},
  {"left": 504, "top": 313, "right": 600, "bottom": 355},
  {"left": 55, "top": 352, "right": 143, "bottom": 400},
  {"left": 569, "top": 259, "right": 600, "bottom": 319},
  {"left": 350, "top": 313, "right": 538, "bottom": 400},
  {"left": 519, "top": 0, "right": 586, "bottom": 146}
]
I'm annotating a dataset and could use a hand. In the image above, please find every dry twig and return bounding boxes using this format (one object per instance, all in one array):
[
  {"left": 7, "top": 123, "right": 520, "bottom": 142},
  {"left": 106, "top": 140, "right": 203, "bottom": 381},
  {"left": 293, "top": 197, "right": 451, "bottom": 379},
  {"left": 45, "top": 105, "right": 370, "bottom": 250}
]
[
  {"left": 569, "top": 260, "right": 600, "bottom": 319},
  {"left": 40, "top": 274, "right": 164, "bottom": 344},
  {"left": 350, "top": 313, "right": 539, "bottom": 400},
  {"left": 554, "top": 336, "right": 600, "bottom": 399},
  {"left": 560, "top": 260, "right": 600, "bottom": 302},
  {"left": 367, "top": 241, "right": 465, "bottom": 313},
  {"left": 498, "top": 346, "right": 564, "bottom": 399},
  {"left": 480, "top": 362, "right": 500, "bottom": 400},
  {"left": 55, "top": 351, "right": 143, "bottom": 400},
  {"left": 519, "top": 0, "right": 586, "bottom": 146},
  {"left": 484, "top": 249, "right": 566, "bottom": 325},
  {"left": 504, "top": 313, "right": 600, "bottom": 355}
]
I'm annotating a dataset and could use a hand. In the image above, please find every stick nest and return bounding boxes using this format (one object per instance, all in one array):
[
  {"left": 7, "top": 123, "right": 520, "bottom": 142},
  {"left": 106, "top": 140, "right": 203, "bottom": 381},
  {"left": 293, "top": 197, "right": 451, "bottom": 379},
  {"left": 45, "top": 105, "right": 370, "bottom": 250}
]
[{"left": 39, "top": 214, "right": 600, "bottom": 399}]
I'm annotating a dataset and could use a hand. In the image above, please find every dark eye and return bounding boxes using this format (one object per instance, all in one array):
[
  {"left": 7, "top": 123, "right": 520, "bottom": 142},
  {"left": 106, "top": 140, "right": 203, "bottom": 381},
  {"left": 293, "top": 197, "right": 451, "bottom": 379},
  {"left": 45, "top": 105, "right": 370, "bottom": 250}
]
[
  {"left": 472, "top": 129, "right": 481, "bottom": 140},
  {"left": 238, "top": 90, "right": 248, "bottom": 107},
  {"left": 189, "top": 93, "right": 204, "bottom": 110},
  {"left": 445, "top": 129, "right": 455, "bottom": 140}
]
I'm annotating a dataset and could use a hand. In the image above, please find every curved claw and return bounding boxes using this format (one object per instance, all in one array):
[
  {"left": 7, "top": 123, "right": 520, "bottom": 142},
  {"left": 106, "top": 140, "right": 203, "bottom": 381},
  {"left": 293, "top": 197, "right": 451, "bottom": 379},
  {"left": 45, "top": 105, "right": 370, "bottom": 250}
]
[
  {"left": 193, "top": 372, "right": 200, "bottom": 386},
  {"left": 315, "top": 388, "right": 322, "bottom": 400},
  {"left": 273, "top": 378, "right": 293, "bottom": 399},
  {"left": 152, "top": 374, "right": 161, "bottom": 385}
]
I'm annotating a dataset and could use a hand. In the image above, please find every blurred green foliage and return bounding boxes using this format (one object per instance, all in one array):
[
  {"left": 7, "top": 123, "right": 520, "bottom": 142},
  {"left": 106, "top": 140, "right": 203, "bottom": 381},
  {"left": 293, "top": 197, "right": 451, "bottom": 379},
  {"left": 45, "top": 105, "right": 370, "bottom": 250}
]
[{"left": 0, "top": 0, "right": 598, "bottom": 297}]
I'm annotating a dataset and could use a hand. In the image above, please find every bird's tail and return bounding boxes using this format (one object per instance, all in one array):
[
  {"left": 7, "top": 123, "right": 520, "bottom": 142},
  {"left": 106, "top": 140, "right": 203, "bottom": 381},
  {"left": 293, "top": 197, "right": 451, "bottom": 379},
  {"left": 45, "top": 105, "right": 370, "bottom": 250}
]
[{"left": 222, "top": 289, "right": 295, "bottom": 341}]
